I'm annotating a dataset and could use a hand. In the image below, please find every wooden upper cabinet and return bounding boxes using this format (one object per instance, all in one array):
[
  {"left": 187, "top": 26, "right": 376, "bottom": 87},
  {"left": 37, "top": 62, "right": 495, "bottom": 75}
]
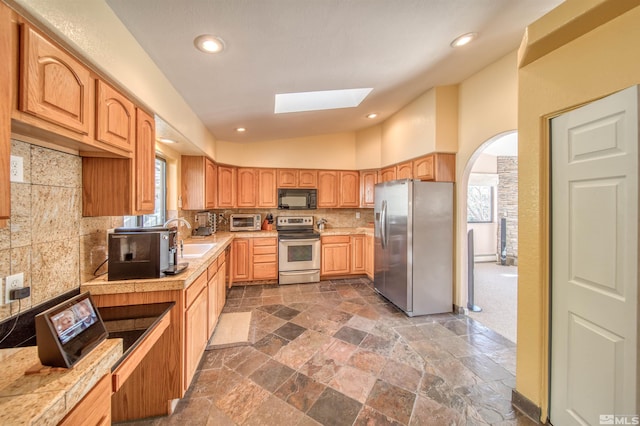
[
  {"left": 413, "top": 153, "right": 455, "bottom": 182},
  {"left": 277, "top": 169, "right": 297, "bottom": 187},
  {"left": 20, "top": 23, "right": 91, "bottom": 135},
  {"left": 96, "top": 80, "right": 135, "bottom": 154},
  {"left": 360, "top": 170, "right": 377, "bottom": 208},
  {"left": 277, "top": 169, "right": 317, "bottom": 188},
  {"left": 317, "top": 170, "right": 339, "bottom": 208},
  {"left": 396, "top": 161, "right": 413, "bottom": 180},
  {"left": 181, "top": 156, "right": 216, "bottom": 210},
  {"left": 134, "top": 108, "right": 155, "bottom": 214},
  {"left": 257, "top": 168, "right": 277, "bottom": 208},
  {"left": 237, "top": 168, "right": 257, "bottom": 207},
  {"left": 204, "top": 159, "right": 217, "bottom": 209},
  {"left": 0, "top": 3, "right": 10, "bottom": 221},
  {"left": 298, "top": 169, "right": 317, "bottom": 188},
  {"left": 413, "top": 155, "right": 435, "bottom": 180},
  {"left": 379, "top": 166, "right": 396, "bottom": 182},
  {"left": 217, "top": 165, "right": 236, "bottom": 208},
  {"left": 339, "top": 171, "right": 360, "bottom": 207}
]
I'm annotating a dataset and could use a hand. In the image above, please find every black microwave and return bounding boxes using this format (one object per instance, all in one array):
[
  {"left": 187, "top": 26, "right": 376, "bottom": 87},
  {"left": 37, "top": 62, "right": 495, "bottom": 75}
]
[{"left": 278, "top": 188, "right": 317, "bottom": 210}]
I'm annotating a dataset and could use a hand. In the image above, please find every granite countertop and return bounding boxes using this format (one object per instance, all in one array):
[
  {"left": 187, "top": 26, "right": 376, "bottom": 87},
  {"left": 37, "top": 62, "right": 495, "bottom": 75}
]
[
  {"left": 0, "top": 339, "right": 122, "bottom": 426},
  {"left": 319, "top": 227, "right": 374, "bottom": 236},
  {"left": 81, "top": 233, "right": 234, "bottom": 295}
]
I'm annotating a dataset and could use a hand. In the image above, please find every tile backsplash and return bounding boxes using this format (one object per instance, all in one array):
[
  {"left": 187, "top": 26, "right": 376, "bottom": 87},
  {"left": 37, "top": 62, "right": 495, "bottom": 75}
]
[{"left": 0, "top": 140, "right": 122, "bottom": 323}]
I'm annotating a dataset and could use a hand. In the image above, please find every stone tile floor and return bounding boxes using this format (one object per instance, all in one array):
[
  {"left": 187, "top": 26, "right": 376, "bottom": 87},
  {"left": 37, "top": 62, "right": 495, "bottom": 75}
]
[{"left": 119, "top": 278, "right": 537, "bottom": 426}]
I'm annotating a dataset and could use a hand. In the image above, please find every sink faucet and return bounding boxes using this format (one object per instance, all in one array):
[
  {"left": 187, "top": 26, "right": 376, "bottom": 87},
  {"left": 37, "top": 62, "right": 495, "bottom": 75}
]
[{"left": 163, "top": 217, "right": 192, "bottom": 230}]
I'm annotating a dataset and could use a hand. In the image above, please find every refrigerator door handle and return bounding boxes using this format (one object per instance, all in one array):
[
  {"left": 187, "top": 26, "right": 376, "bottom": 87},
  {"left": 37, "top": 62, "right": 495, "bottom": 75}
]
[{"left": 380, "top": 200, "right": 388, "bottom": 249}]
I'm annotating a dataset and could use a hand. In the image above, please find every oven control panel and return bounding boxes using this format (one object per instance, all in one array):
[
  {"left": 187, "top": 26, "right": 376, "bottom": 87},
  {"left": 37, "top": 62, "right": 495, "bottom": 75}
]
[{"left": 276, "top": 216, "right": 314, "bottom": 228}]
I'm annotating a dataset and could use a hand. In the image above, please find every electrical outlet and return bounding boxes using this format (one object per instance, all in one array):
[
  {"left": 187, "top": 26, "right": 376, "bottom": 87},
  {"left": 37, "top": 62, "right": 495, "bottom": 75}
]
[
  {"left": 5, "top": 272, "right": 24, "bottom": 303},
  {"left": 356, "top": 212, "right": 361, "bottom": 219},
  {"left": 10, "top": 155, "right": 24, "bottom": 183}
]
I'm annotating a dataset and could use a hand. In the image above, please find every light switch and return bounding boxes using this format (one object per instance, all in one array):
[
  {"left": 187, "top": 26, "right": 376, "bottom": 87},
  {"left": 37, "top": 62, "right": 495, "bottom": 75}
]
[{"left": 10, "top": 156, "right": 24, "bottom": 183}]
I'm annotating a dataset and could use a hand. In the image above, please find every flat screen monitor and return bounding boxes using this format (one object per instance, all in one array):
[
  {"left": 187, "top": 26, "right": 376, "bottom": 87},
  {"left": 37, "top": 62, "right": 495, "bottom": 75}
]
[{"left": 35, "top": 292, "right": 108, "bottom": 368}]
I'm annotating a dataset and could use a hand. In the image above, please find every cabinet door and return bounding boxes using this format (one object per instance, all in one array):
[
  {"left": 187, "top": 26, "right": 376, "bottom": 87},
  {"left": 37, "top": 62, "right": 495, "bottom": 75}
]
[
  {"left": 360, "top": 170, "right": 377, "bottom": 208},
  {"left": 413, "top": 155, "right": 434, "bottom": 180},
  {"left": 134, "top": 108, "right": 155, "bottom": 214},
  {"left": 321, "top": 236, "right": 351, "bottom": 275},
  {"left": 217, "top": 261, "right": 226, "bottom": 316},
  {"left": 351, "top": 235, "right": 366, "bottom": 274},
  {"left": 257, "top": 169, "right": 277, "bottom": 208},
  {"left": 317, "top": 171, "right": 339, "bottom": 208},
  {"left": 185, "top": 287, "right": 208, "bottom": 389},
  {"left": 339, "top": 171, "right": 360, "bottom": 207},
  {"left": 204, "top": 158, "right": 217, "bottom": 209},
  {"left": 0, "top": 3, "right": 10, "bottom": 220},
  {"left": 396, "top": 161, "right": 413, "bottom": 180},
  {"left": 96, "top": 80, "right": 134, "bottom": 153},
  {"left": 207, "top": 272, "right": 218, "bottom": 337},
  {"left": 217, "top": 165, "right": 236, "bottom": 207},
  {"left": 277, "top": 169, "right": 297, "bottom": 187},
  {"left": 237, "top": 168, "right": 257, "bottom": 207},
  {"left": 365, "top": 234, "right": 374, "bottom": 279},
  {"left": 379, "top": 167, "right": 396, "bottom": 182},
  {"left": 20, "top": 24, "right": 91, "bottom": 135},
  {"left": 231, "top": 238, "right": 251, "bottom": 281},
  {"left": 298, "top": 170, "right": 318, "bottom": 188}
]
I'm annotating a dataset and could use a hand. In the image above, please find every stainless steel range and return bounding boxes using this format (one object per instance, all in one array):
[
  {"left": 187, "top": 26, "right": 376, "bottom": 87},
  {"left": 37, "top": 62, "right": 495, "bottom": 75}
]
[{"left": 276, "top": 216, "right": 320, "bottom": 284}]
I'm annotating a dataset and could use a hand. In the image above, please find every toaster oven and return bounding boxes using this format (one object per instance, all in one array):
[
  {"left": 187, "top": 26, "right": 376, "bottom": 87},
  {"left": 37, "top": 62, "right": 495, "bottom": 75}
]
[{"left": 229, "top": 214, "right": 261, "bottom": 231}]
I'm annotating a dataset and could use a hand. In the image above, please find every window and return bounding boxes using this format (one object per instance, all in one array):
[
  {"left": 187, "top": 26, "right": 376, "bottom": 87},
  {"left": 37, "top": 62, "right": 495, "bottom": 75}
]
[
  {"left": 467, "top": 185, "right": 494, "bottom": 223},
  {"left": 123, "top": 157, "right": 167, "bottom": 227}
]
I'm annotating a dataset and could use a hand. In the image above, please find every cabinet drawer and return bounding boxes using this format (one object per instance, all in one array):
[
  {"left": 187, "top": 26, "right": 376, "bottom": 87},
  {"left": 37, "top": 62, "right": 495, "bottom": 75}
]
[
  {"left": 218, "top": 251, "right": 226, "bottom": 264},
  {"left": 185, "top": 272, "right": 207, "bottom": 309},
  {"left": 321, "top": 235, "right": 350, "bottom": 244},
  {"left": 253, "top": 237, "right": 277, "bottom": 246},
  {"left": 253, "top": 245, "right": 276, "bottom": 255},
  {"left": 253, "top": 253, "right": 277, "bottom": 263},
  {"left": 207, "top": 257, "right": 219, "bottom": 281},
  {"left": 253, "top": 262, "right": 277, "bottom": 280}
]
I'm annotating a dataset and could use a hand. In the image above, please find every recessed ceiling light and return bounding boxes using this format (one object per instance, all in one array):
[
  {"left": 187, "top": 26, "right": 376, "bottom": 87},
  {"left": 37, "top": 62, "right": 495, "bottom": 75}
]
[
  {"left": 157, "top": 137, "right": 177, "bottom": 144},
  {"left": 366, "top": 113, "right": 378, "bottom": 119},
  {"left": 275, "top": 88, "right": 373, "bottom": 114},
  {"left": 194, "top": 34, "right": 225, "bottom": 53},
  {"left": 235, "top": 127, "right": 246, "bottom": 132},
  {"left": 450, "top": 32, "right": 477, "bottom": 48}
]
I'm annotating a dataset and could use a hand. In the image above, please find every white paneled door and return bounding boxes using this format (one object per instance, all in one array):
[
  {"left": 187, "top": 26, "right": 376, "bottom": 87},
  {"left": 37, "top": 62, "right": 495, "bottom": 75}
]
[{"left": 550, "top": 86, "right": 639, "bottom": 425}]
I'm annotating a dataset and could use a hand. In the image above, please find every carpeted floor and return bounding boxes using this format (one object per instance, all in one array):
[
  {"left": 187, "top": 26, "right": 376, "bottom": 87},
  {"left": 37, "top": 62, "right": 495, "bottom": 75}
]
[{"left": 468, "top": 262, "right": 518, "bottom": 344}]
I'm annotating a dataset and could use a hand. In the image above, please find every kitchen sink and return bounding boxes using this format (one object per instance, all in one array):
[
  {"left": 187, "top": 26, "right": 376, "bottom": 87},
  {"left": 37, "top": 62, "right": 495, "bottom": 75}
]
[{"left": 181, "top": 243, "right": 216, "bottom": 258}]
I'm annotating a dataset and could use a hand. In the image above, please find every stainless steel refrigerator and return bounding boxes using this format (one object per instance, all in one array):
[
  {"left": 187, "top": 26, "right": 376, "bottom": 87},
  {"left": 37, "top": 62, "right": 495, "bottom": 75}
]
[{"left": 374, "top": 179, "right": 453, "bottom": 316}]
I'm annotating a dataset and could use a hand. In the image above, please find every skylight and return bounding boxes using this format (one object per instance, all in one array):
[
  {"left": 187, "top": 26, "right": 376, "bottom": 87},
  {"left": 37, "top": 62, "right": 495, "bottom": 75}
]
[{"left": 274, "top": 88, "right": 373, "bottom": 114}]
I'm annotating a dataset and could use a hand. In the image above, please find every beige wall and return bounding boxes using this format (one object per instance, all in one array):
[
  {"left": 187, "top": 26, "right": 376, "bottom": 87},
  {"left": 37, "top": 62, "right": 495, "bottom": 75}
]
[
  {"left": 216, "top": 133, "right": 357, "bottom": 169},
  {"left": 454, "top": 51, "right": 518, "bottom": 308},
  {"left": 517, "top": 0, "right": 640, "bottom": 420},
  {"left": 355, "top": 125, "right": 382, "bottom": 170}
]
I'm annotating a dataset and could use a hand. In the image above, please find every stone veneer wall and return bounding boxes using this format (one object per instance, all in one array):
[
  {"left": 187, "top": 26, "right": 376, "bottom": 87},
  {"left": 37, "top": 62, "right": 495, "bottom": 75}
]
[
  {"left": 497, "top": 156, "right": 518, "bottom": 265},
  {"left": 0, "top": 140, "right": 121, "bottom": 322}
]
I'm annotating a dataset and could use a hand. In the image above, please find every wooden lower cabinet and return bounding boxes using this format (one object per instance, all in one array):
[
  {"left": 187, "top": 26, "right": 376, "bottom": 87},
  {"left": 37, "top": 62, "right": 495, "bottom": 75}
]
[
  {"left": 365, "top": 234, "right": 374, "bottom": 279},
  {"left": 217, "top": 255, "right": 226, "bottom": 315},
  {"left": 321, "top": 235, "right": 351, "bottom": 276},
  {"left": 207, "top": 259, "right": 219, "bottom": 336},
  {"left": 232, "top": 237, "right": 277, "bottom": 283},
  {"left": 351, "top": 235, "right": 366, "bottom": 274},
  {"left": 321, "top": 234, "right": 372, "bottom": 278},
  {"left": 59, "top": 374, "right": 111, "bottom": 426},
  {"left": 184, "top": 276, "right": 208, "bottom": 390}
]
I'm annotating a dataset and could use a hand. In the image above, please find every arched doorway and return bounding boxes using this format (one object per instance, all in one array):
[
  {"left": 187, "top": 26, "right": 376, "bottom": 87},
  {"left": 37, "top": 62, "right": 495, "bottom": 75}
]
[{"left": 459, "top": 131, "right": 518, "bottom": 343}]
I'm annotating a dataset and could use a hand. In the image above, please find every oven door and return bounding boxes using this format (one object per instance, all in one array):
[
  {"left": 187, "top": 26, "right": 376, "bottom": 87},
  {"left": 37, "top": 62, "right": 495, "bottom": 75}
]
[{"left": 278, "top": 238, "right": 320, "bottom": 272}]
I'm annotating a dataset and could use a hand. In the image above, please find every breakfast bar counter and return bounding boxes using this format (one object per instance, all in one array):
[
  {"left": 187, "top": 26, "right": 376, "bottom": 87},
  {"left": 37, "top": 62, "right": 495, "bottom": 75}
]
[{"left": 0, "top": 339, "right": 122, "bottom": 426}]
